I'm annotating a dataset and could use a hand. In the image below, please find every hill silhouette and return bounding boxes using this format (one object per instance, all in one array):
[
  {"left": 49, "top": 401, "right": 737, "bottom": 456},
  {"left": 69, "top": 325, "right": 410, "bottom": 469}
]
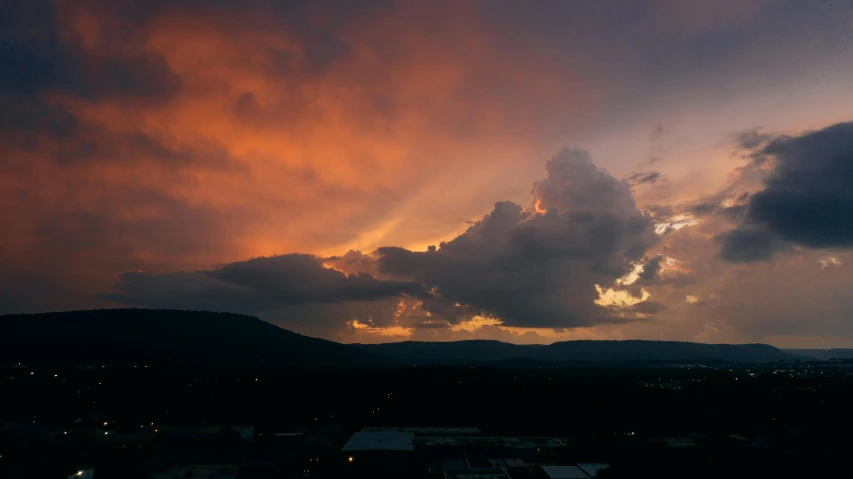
[
  {"left": 0, "top": 309, "right": 382, "bottom": 368},
  {"left": 0, "top": 309, "right": 804, "bottom": 368},
  {"left": 785, "top": 349, "right": 853, "bottom": 360},
  {"left": 356, "top": 339, "right": 800, "bottom": 365}
]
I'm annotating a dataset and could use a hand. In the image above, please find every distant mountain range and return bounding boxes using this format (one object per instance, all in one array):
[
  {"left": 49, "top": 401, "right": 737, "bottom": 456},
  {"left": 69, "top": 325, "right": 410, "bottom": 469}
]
[
  {"left": 784, "top": 349, "right": 853, "bottom": 360},
  {"left": 355, "top": 339, "right": 802, "bottom": 365},
  {"left": 0, "top": 309, "right": 814, "bottom": 368}
]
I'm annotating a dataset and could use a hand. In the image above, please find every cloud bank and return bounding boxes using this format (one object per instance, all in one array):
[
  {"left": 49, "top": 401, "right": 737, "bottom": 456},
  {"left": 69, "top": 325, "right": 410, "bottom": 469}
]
[
  {"left": 108, "top": 149, "right": 658, "bottom": 332},
  {"left": 719, "top": 121, "right": 853, "bottom": 261},
  {"left": 378, "top": 149, "right": 657, "bottom": 328},
  {"left": 4, "top": 1, "right": 853, "bottom": 346}
]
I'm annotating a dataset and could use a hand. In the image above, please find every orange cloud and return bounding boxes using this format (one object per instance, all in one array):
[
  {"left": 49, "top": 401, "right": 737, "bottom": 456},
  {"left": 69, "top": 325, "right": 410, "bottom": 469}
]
[
  {"left": 8, "top": 1, "right": 853, "bottom": 348},
  {"left": 0, "top": 1, "right": 595, "bottom": 314}
]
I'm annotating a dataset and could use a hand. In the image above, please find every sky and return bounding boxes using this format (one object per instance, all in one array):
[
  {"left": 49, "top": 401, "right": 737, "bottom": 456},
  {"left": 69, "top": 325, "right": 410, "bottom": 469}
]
[{"left": 2, "top": 0, "right": 853, "bottom": 348}]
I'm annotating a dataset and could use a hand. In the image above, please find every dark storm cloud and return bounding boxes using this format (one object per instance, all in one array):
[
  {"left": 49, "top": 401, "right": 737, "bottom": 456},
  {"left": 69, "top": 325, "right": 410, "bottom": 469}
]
[
  {"left": 627, "top": 171, "right": 662, "bottom": 186},
  {"left": 735, "top": 128, "right": 775, "bottom": 150},
  {"left": 0, "top": 182, "right": 266, "bottom": 316},
  {"left": 50, "top": 129, "right": 237, "bottom": 170},
  {"left": 690, "top": 202, "right": 718, "bottom": 216},
  {"left": 82, "top": 0, "right": 394, "bottom": 75},
  {"left": 622, "top": 301, "right": 667, "bottom": 314},
  {"left": 377, "top": 148, "right": 657, "bottom": 328},
  {"left": 106, "top": 254, "right": 429, "bottom": 314},
  {"left": 0, "top": 0, "right": 398, "bottom": 117},
  {"left": 33, "top": 191, "right": 238, "bottom": 260},
  {"left": 721, "top": 204, "right": 749, "bottom": 222},
  {"left": 0, "top": 0, "right": 180, "bottom": 165},
  {"left": 639, "top": 255, "right": 663, "bottom": 281},
  {"left": 718, "top": 224, "right": 787, "bottom": 263},
  {"left": 689, "top": 194, "right": 749, "bottom": 220},
  {"left": 748, "top": 122, "right": 853, "bottom": 247},
  {"left": 0, "top": 95, "right": 78, "bottom": 139},
  {"left": 0, "top": 1, "right": 180, "bottom": 102},
  {"left": 719, "top": 121, "right": 853, "bottom": 261}
]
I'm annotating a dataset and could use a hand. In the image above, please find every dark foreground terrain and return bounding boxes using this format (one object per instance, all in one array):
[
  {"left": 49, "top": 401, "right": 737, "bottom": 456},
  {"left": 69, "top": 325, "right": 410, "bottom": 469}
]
[
  {"left": 3, "top": 361, "right": 853, "bottom": 478},
  {"left": 1, "top": 309, "right": 850, "bottom": 478}
]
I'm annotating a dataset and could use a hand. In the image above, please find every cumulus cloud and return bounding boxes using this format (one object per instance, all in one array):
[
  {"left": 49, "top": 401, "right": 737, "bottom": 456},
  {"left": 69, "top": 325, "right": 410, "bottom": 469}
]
[
  {"left": 719, "top": 121, "right": 853, "bottom": 261},
  {"left": 377, "top": 148, "right": 657, "bottom": 328},
  {"left": 105, "top": 148, "right": 658, "bottom": 332}
]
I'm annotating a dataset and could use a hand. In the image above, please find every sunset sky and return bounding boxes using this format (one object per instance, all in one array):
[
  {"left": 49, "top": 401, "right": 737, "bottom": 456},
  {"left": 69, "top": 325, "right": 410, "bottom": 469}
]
[{"left": 3, "top": 0, "right": 853, "bottom": 347}]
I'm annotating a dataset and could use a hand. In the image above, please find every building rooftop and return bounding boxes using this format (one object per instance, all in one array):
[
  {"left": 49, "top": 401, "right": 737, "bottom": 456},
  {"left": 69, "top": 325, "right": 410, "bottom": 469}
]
[
  {"left": 158, "top": 426, "right": 222, "bottom": 437},
  {"left": 661, "top": 437, "right": 697, "bottom": 448},
  {"left": 152, "top": 465, "right": 240, "bottom": 479},
  {"left": 502, "top": 458, "right": 529, "bottom": 468},
  {"left": 157, "top": 425, "right": 252, "bottom": 440},
  {"left": 577, "top": 463, "right": 610, "bottom": 477},
  {"left": 442, "top": 468, "right": 512, "bottom": 479},
  {"left": 417, "top": 436, "right": 568, "bottom": 448},
  {"left": 441, "top": 459, "right": 471, "bottom": 469},
  {"left": 541, "top": 465, "right": 590, "bottom": 479},
  {"left": 341, "top": 431, "right": 415, "bottom": 452},
  {"left": 362, "top": 426, "right": 481, "bottom": 435}
]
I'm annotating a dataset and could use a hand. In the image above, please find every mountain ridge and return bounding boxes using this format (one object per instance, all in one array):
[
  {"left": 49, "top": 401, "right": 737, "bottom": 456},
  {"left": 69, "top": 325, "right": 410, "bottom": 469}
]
[
  {"left": 355, "top": 338, "right": 802, "bottom": 364},
  {"left": 784, "top": 349, "right": 853, "bottom": 360},
  {"left": 0, "top": 308, "right": 383, "bottom": 368},
  {"left": 0, "top": 309, "right": 807, "bottom": 367}
]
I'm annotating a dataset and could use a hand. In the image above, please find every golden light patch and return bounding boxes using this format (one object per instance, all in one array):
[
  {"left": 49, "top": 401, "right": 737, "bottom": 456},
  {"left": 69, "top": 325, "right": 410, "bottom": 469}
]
[
  {"left": 348, "top": 319, "right": 413, "bottom": 338},
  {"left": 451, "top": 315, "right": 503, "bottom": 332},
  {"left": 594, "top": 285, "right": 650, "bottom": 307},
  {"left": 654, "top": 214, "right": 700, "bottom": 235},
  {"left": 818, "top": 256, "right": 842, "bottom": 270},
  {"left": 321, "top": 262, "right": 346, "bottom": 274},
  {"left": 616, "top": 262, "right": 645, "bottom": 286}
]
